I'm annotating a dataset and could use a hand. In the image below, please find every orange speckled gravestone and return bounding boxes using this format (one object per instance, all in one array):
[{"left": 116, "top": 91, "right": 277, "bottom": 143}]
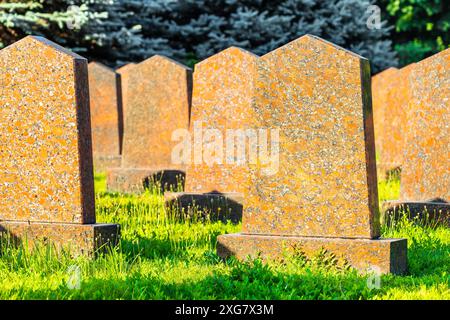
[
  {"left": 164, "top": 47, "right": 258, "bottom": 222},
  {"left": 371, "top": 67, "right": 397, "bottom": 176},
  {"left": 217, "top": 35, "right": 407, "bottom": 274},
  {"left": 107, "top": 56, "right": 191, "bottom": 193},
  {"left": 88, "top": 62, "right": 123, "bottom": 172},
  {"left": 116, "top": 63, "right": 136, "bottom": 118},
  {"left": 384, "top": 49, "right": 450, "bottom": 224},
  {"left": 0, "top": 36, "right": 119, "bottom": 254},
  {"left": 371, "top": 64, "right": 416, "bottom": 179},
  {"left": 380, "top": 64, "right": 415, "bottom": 173}
]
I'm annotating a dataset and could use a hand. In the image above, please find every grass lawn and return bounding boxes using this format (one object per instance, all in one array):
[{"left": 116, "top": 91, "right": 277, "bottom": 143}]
[{"left": 0, "top": 173, "right": 448, "bottom": 300}]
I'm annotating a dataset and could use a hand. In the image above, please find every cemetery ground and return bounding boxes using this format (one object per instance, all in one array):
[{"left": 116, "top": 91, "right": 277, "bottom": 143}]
[{"left": 0, "top": 174, "right": 448, "bottom": 300}]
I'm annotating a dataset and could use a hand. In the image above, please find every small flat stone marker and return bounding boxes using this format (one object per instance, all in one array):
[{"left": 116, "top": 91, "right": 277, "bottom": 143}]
[
  {"left": 88, "top": 62, "right": 123, "bottom": 172},
  {"left": 217, "top": 35, "right": 408, "bottom": 274},
  {"left": 0, "top": 36, "right": 120, "bottom": 254},
  {"left": 107, "top": 56, "right": 191, "bottom": 193},
  {"left": 384, "top": 49, "right": 449, "bottom": 224},
  {"left": 165, "top": 47, "right": 258, "bottom": 221}
]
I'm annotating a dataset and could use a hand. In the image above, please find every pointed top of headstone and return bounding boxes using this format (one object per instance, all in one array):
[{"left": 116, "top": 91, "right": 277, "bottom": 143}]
[
  {"left": 139, "top": 55, "right": 191, "bottom": 71},
  {"left": 263, "top": 34, "right": 368, "bottom": 61},
  {"left": 373, "top": 66, "right": 398, "bottom": 78},
  {"left": 196, "top": 47, "right": 258, "bottom": 68},
  {"left": 88, "top": 61, "right": 115, "bottom": 74},
  {"left": 116, "top": 62, "right": 136, "bottom": 74},
  {"left": 3, "top": 35, "right": 86, "bottom": 61}
]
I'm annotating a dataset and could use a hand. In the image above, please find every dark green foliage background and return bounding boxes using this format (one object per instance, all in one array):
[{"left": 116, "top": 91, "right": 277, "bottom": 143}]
[
  {"left": 380, "top": 0, "right": 449, "bottom": 66},
  {"left": 0, "top": 0, "right": 448, "bottom": 72}
]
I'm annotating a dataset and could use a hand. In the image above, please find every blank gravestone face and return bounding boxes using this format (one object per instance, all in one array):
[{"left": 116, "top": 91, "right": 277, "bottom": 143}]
[
  {"left": 401, "top": 49, "right": 449, "bottom": 202},
  {"left": 244, "top": 35, "right": 380, "bottom": 239},
  {"left": 185, "top": 47, "right": 258, "bottom": 194},
  {"left": 0, "top": 36, "right": 119, "bottom": 254},
  {"left": 217, "top": 35, "right": 408, "bottom": 274},
  {"left": 0, "top": 36, "right": 95, "bottom": 224},
  {"left": 88, "top": 62, "right": 122, "bottom": 170},
  {"left": 121, "top": 56, "right": 190, "bottom": 168}
]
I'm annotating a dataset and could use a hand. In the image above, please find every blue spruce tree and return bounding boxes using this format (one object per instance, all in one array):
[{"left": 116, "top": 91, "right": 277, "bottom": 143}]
[{"left": 0, "top": 0, "right": 397, "bottom": 72}]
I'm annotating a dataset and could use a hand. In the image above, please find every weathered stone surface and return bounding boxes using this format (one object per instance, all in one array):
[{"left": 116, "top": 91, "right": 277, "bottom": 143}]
[
  {"left": 106, "top": 56, "right": 191, "bottom": 193},
  {"left": 372, "top": 67, "right": 398, "bottom": 157},
  {"left": 400, "top": 49, "right": 449, "bottom": 203},
  {"left": 217, "top": 234, "right": 407, "bottom": 274},
  {"left": 382, "top": 49, "right": 450, "bottom": 222},
  {"left": 379, "top": 64, "right": 415, "bottom": 172},
  {"left": 0, "top": 36, "right": 95, "bottom": 224},
  {"left": 116, "top": 62, "right": 136, "bottom": 118},
  {"left": 371, "top": 64, "right": 416, "bottom": 177},
  {"left": 244, "top": 35, "right": 379, "bottom": 239},
  {"left": 122, "top": 55, "right": 191, "bottom": 168},
  {"left": 185, "top": 47, "right": 258, "bottom": 194},
  {"left": 0, "top": 36, "right": 119, "bottom": 253},
  {"left": 217, "top": 35, "right": 407, "bottom": 274},
  {"left": 166, "top": 47, "right": 258, "bottom": 216},
  {"left": 88, "top": 62, "right": 123, "bottom": 172}
]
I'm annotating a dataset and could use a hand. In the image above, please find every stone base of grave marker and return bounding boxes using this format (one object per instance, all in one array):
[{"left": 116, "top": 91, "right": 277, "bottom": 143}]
[
  {"left": 107, "top": 168, "right": 186, "bottom": 193},
  {"left": 217, "top": 234, "right": 407, "bottom": 274},
  {"left": 382, "top": 201, "right": 450, "bottom": 227},
  {"left": 94, "top": 155, "right": 122, "bottom": 173},
  {"left": 0, "top": 221, "right": 120, "bottom": 256},
  {"left": 164, "top": 192, "right": 243, "bottom": 223}
]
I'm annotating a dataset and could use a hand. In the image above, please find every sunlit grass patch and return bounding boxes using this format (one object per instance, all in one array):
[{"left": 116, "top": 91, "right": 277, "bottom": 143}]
[
  {"left": 378, "top": 174, "right": 401, "bottom": 202},
  {"left": 0, "top": 173, "right": 448, "bottom": 300}
]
